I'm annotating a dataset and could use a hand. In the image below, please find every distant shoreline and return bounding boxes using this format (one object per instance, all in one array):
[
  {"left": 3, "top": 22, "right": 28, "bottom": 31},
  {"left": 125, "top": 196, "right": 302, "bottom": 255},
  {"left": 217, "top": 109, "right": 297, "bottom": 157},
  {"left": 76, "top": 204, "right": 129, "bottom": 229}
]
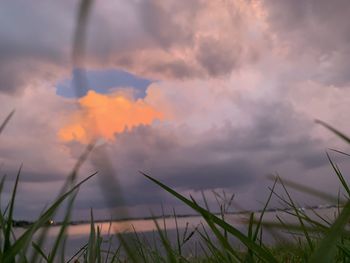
[{"left": 12, "top": 203, "right": 339, "bottom": 228}]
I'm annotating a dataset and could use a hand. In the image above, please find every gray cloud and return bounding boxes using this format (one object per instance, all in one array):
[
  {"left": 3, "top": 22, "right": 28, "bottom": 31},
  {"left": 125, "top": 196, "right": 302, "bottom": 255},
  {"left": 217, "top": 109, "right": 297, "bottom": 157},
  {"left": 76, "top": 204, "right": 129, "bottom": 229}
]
[
  {"left": 0, "top": 0, "right": 271, "bottom": 94},
  {"left": 2, "top": 0, "right": 350, "bottom": 95},
  {"left": 195, "top": 36, "right": 241, "bottom": 77},
  {"left": 137, "top": 1, "right": 200, "bottom": 48},
  {"left": 0, "top": 0, "right": 75, "bottom": 94},
  {"left": 78, "top": 98, "right": 330, "bottom": 213},
  {"left": 1, "top": 0, "right": 350, "bottom": 220},
  {"left": 263, "top": 0, "right": 350, "bottom": 86}
]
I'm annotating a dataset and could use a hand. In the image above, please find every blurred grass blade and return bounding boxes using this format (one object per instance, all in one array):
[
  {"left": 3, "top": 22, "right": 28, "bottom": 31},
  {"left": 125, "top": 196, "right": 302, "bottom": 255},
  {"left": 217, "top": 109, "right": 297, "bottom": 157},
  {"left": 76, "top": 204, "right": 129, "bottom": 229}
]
[
  {"left": 32, "top": 144, "right": 93, "bottom": 262},
  {"left": 0, "top": 110, "right": 14, "bottom": 135},
  {"left": 73, "top": 0, "right": 93, "bottom": 60},
  {"left": 48, "top": 190, "right": 79, "bottom": 262},
  {"left": 3, "top": 172, "right": 97, "bottom": 263},
  {"left": 268, "top": 174, "right": 337, "bottom": 202},
  {"left": 326, "top": 152, "right": 350, "bottom": 197},
  {"left": 59, "top": 142, "right": 95, "bottom": 196}
]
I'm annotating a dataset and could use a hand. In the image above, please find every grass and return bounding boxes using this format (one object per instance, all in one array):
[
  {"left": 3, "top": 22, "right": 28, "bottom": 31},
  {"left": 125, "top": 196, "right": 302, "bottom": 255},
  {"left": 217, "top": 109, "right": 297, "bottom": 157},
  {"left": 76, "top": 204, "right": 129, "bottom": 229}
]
[{"left": 1, "top": 116, "right": 350, "bottom": 263}]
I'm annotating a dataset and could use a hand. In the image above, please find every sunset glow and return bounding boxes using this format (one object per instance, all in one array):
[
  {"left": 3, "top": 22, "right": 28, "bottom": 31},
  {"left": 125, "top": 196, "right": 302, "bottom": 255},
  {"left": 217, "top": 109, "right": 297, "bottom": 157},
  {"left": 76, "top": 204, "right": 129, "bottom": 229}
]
[{"left": 58, "top": 90, "right": 163, "bottom": 143}]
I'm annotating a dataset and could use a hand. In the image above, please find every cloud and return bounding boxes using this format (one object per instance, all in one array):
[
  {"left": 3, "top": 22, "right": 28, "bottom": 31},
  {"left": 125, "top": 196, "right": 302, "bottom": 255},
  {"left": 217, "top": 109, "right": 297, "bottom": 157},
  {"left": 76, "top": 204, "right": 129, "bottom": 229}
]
[
  {"left": 0, "top": 82, "right": 78, "bottom": 183},
  {"left": 2, "top": 0, "right": 350, "bottom": 220},
  {"left": 105, "top": 0, "right": 269, "bottom": 79},
  {"left": 262, "top": 0, "right": 350, "bottom": 86},
  {"left": 0, "top": 0, "right": 270, "bottom": 96},
  {"left": 75, "top": 72, "right": 339, "bottom": 214},
  {"left": 0, "top": 0, "right": 75, "bottom": 94},
  {"left": 84, "top": 0, "right": 271, "bottom": 79},
  {"left": 59, "top": 90, "right": 163, "bottom": 143}
]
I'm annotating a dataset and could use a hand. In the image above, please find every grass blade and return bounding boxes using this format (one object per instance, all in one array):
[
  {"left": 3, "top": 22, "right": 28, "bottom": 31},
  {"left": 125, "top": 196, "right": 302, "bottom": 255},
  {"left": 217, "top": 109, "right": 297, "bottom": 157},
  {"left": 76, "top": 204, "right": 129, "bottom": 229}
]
[
  {"left": 3, "top": 172, "right": 97, "bottom": 263},
  {"left": 141, "top": 172, "right": 278, "bottom": 263},
  {"left": 32, "top": 241, "right": 49, "bottom": 262},
  {"left": 4, "top": 165, "right": 22, "bottom": 255},
  {"left": 310, "top": 201, "right": 350, "bottom": 262},
  {"left": 316, "top": 120, "right": 350, "bottom": 144}
]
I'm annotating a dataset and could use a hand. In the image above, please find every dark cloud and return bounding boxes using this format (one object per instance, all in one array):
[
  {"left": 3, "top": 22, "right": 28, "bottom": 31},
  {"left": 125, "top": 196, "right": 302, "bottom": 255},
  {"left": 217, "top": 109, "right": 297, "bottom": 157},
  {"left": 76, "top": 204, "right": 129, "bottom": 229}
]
[
  {"left": 0, "top": 63, "right": 28, "bottom": 95},
  {"left": 195, "top": 36, "right": 241, "bottom": 76},
  {"left": 137, "top": 1, "right": 200, "bottom": 48},
  {"left": 0, "top": 0, "right": 75, "bottom": 94},
  {"left": 147, "top": 60, "right": 200, "bottom": 79},
  {"left": 77, "top": 99, "right": 330, "bottom": 211},
  {"left": 0, "top": 0, "right": 269, "bottom": 93},
  {"left": 1, "top": 0, "right": 350, "bottom": 220},
  {"left": 1, "top": 168, "right": 63, "bottom": 183},
  {"left": 2, "top": 0, "right": 350, "bottom": 94}
]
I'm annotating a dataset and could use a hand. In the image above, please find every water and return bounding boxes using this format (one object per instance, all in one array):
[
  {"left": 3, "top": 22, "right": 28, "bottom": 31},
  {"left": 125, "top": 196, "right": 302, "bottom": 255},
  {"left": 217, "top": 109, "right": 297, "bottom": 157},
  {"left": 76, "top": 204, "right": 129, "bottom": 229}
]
[{"left": 13, "top": 207, "right": 340, "bottom": 260}]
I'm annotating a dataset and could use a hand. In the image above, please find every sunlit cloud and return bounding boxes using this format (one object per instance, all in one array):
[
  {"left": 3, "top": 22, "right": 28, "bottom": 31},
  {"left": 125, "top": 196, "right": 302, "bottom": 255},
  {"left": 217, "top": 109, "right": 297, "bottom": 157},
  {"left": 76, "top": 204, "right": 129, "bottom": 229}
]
[{"left": 59, "top": 90, "right": 163, "bottom": 143}]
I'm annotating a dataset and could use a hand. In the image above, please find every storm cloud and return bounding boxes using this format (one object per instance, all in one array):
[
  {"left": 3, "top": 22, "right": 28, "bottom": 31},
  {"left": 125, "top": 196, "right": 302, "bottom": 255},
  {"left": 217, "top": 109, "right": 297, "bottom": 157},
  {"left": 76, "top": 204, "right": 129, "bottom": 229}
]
[{"left": 1, "top": 0, "right": 350, "bottom": 220}]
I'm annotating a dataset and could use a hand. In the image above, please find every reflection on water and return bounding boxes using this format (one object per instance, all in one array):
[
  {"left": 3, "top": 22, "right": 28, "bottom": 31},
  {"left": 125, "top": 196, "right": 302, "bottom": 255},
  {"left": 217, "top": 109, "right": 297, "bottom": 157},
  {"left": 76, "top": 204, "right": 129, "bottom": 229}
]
[
  {"left": 13, "top": 207, "right": 340, "bottom": 259},
  {"left": 13, "top": 214, "right": 245, "bottom": 259}
]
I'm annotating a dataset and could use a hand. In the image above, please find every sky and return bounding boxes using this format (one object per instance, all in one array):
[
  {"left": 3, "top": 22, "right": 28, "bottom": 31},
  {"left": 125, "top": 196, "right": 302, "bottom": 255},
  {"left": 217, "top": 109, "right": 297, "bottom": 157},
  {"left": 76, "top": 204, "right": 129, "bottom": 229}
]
[{"left": 1, "top": 0, "right": 350, "bottom": 220}]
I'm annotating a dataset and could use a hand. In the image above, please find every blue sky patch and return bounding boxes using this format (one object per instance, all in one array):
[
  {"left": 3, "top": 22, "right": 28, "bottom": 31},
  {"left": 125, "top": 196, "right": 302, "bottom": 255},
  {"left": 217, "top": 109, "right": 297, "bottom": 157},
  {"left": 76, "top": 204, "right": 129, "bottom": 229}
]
[{"left": 56, "top": 69, "right": 153, "bottom": 99}]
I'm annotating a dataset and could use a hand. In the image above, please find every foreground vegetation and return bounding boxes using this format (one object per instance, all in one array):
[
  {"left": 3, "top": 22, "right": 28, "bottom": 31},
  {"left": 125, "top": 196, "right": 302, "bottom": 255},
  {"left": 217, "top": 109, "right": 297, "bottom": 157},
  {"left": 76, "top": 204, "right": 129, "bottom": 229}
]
[{"left": 2, "top": 113, "right": 350, "bottom": 262}]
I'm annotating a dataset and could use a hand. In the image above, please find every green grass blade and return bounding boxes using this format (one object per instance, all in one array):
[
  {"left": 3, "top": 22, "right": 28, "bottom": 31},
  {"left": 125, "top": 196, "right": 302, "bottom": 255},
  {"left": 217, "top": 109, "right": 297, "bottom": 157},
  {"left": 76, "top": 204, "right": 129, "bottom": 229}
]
[
  {"left": 277, "top": 176, "right": 314, "bottom": 250},
  {"left": 48, "top": 190, "right": 79, "bottom": 262},
  {"left": 253, "top": 178, "right": 277, "bottom": 242},
  {"left": 310, "top": 201, "right": 350, "bottom": 262},
  {"left": 173, "top": 208, "right": 182, "bottom": 256},
  {"left": 329, "top": 148, "right": 350, "bottom": 158},
  {"left": 201, "top": 212, "right": 242, "bottom": 262},
  {"left": 141, "top": 172, "right": 278, "bottom": 263},
  {"left": 66, "top": 243, "right": 88, "bottom": 263},
  {"left": 153, "top": 217, "right": 177, "bottom": 263},
  {"left": 117, "top": 234, "right": 139, "bottom": 263},
  {"left": 0, "top": 176, "right": 7, "bottom": 242},
  {"left": 197, "top": 226, "right": 227, "bottom": 262},
  {"left": 87, "top": 209, "right": 96, "bottom": 263},
  {"left": 4, "top": 165, "right": 22, "bottom": 255},
  {"left": 131, "top": 225, "right": 148, "bottom": 262},
  {"left": 32, "top": 241, "right": 49, "bottom": 262},
  {"left": 32, "top": 144, "right": 93, "bottom": 263},
  {"left": 3, "top": 172, "right": 97, "bottom": 263},
  {"left": 316, "top": 120, "right": 350, "bottom": 144}
]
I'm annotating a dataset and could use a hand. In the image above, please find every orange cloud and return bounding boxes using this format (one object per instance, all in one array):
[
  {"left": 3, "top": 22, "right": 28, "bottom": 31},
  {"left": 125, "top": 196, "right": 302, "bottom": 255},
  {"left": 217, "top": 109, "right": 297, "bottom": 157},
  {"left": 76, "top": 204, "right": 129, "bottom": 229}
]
[{"left": 59, "top": 90, "right": 163, "bottom": 143}]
